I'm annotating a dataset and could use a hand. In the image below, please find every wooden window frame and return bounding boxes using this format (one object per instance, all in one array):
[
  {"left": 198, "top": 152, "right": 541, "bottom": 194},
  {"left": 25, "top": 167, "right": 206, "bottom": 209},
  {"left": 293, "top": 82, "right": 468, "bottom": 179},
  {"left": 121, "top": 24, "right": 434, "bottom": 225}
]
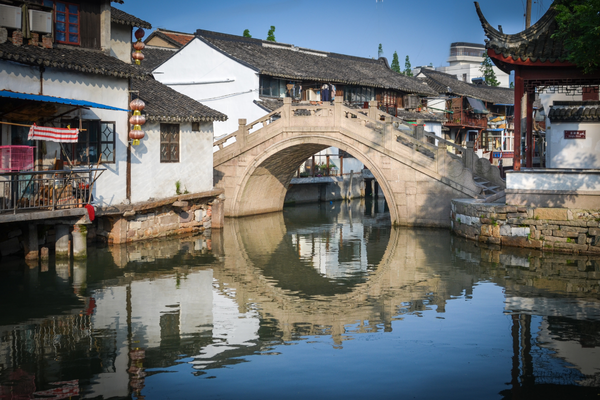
[
  {"left": 62, "top": 120, "right": 115, "bottom": 165},
  {"left": 160, "top": 123, "right": 180, "bottom": 163},
  {"left": 53, "top": 1, "right": 80, "bottom": 46}
]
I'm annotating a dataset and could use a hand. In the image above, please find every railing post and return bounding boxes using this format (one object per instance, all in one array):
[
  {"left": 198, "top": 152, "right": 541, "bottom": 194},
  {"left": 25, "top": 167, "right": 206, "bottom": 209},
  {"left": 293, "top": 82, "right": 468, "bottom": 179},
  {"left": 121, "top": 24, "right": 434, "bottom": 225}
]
[
  {"left": 436, "top": 147, "right": 447, "bottom": 175},
  {"left": 334, "top": 96, "right": 342, "bottom": 127},
  {"left": 465, "top": 141, "right": 475, "bottom": 170},
  {"left": 415, "top": 120, "right": 425, "bottom": 142},
  {"left": 283, "top": 97, "right": 292, "bottom": 127},
  {"left": 368, "top": 101, "right": 378, "bottom": 120},
  {"left": 236, "top": 118, "right": 247, "bottom": 149},
  {"left": 384, "top": 116, "right": 393, "bottom": 149}
]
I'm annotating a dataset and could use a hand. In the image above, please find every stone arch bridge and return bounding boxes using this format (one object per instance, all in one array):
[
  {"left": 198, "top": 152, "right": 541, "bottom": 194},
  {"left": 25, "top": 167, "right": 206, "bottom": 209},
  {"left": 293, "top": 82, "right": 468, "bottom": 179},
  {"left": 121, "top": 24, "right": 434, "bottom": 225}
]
[{"left": 213, "top": 98, "right": 504, "bottom": 227}]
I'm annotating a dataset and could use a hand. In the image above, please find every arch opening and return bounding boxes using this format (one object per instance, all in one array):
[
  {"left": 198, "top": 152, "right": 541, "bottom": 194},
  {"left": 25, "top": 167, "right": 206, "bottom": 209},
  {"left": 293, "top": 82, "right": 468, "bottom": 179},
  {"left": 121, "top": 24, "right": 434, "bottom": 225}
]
[{"left": 230, "top": 136, "right": 398, "bottom": 224}]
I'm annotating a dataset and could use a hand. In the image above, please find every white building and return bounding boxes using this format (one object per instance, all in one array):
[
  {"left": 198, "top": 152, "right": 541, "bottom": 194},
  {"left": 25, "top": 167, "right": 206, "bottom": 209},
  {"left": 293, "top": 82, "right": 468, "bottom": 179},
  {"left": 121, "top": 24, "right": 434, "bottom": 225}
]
[
  {"left": 0, "top": 2, "right": 225, "bottom": 210},
  {"left": 437, "top": 42, "right": 510, "bottom": 88}
]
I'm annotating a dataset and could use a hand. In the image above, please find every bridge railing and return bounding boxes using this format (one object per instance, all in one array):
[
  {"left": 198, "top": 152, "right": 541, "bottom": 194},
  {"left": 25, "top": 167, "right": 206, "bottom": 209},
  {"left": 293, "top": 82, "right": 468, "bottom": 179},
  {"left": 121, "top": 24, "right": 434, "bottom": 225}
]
[
  {"left": 213, "top": 97, "right": 503, "bottom": 190},
  {"left": 213, "top": 108, "right": 284, "bottom": 152}
]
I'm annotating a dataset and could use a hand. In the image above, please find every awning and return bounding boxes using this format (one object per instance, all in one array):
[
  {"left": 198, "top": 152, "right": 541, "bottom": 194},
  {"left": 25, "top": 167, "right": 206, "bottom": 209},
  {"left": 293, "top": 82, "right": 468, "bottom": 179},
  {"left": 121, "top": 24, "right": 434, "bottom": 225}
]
[
  {"left": 466, "top": 97, "right": 489, "bottom": 114},
  {"left": 0, "top": 90, "right": 129, "bottom": 112}
]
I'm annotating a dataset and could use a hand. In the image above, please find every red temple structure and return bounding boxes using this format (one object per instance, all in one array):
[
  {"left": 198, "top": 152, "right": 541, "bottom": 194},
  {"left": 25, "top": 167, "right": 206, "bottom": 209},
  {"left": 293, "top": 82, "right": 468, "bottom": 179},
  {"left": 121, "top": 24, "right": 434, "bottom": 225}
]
[{"left": 475, "top": 1, "right": 600, "bottom": 171}]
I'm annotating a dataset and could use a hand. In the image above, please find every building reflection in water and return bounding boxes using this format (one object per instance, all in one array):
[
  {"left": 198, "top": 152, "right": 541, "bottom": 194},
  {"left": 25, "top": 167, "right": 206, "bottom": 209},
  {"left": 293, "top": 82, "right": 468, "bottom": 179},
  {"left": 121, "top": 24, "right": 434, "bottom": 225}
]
[{"left": 0, "top": 198, "right": 598, "bottom": 398}]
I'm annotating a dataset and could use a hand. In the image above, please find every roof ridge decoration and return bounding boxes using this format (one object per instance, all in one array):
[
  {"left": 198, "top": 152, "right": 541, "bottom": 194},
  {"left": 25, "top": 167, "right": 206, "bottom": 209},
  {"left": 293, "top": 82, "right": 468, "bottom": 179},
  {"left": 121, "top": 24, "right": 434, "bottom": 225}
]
[{"left": 474, "top": 1, "right": 558, "bottom": 49}]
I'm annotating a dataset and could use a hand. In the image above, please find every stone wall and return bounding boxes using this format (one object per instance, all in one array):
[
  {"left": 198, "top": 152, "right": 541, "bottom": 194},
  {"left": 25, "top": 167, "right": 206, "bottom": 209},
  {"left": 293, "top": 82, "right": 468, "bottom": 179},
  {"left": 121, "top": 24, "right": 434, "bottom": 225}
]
[
  {"left": 451, "top": 199, "right": 600, "bottom": 255},
  {"left": 95, "top": 191, "right": 224, "bottom": 245}
]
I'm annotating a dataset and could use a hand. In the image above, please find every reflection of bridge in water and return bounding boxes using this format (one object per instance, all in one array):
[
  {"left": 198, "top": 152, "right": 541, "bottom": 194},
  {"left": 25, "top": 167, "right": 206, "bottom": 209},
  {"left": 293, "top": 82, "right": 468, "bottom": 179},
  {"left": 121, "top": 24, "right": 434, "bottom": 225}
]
[{"left": 0, "top": 202, "right": 599, "bottom": 397}]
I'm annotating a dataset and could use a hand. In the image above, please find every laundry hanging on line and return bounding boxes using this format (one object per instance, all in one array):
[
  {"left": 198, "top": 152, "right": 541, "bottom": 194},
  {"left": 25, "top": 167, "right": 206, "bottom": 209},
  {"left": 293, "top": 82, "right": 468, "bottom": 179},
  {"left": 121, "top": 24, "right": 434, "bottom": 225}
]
[{"left": 28, "top": 124, "right": 79, "bottom": 143}]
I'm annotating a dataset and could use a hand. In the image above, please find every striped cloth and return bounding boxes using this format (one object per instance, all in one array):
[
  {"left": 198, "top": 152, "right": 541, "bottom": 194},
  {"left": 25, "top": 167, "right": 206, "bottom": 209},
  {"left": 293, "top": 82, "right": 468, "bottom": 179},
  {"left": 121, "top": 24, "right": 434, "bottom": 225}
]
[{"left": 28, "top": 124, "right": 79, "bottom": 143}]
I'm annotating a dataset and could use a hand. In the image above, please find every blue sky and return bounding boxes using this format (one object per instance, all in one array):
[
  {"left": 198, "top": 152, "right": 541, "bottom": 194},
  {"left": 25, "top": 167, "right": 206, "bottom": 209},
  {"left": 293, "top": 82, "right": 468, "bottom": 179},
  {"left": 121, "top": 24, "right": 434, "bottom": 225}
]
[{"left": 118, "top": 0, "right": 551, "bottom": 68}]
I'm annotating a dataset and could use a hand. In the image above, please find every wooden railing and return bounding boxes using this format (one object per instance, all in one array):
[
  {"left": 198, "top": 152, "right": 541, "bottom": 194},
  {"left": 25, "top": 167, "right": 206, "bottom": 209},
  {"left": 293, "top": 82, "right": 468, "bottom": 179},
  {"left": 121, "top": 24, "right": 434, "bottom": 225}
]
[{"left": 0, "top": 168, "right": 104, "bottom": 214}]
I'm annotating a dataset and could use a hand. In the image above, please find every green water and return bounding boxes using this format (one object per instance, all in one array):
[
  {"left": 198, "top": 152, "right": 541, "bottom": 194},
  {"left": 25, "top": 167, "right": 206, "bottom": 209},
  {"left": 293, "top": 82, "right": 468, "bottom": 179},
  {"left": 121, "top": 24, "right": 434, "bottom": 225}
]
[{"left": 0, "top": 199, "right": 599, "bottom": 399}]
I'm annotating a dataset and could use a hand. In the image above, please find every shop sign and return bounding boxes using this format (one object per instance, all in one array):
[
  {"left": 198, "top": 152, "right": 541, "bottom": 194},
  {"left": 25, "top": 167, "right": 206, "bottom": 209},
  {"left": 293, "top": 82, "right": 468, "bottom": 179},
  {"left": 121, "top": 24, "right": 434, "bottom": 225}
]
[{"left": 564, "top": 130, "right": 586, "bottom": 139}]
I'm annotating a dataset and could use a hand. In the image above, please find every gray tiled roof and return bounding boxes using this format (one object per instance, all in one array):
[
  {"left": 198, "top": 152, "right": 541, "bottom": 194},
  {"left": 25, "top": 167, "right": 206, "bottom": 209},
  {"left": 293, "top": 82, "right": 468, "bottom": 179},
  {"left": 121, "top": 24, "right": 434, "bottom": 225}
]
[
  {"left": 548, "top": 101, "right": 600, "bottom": 122},
  {"left": 418, "top": 69, "right": 513, "bottom": 104},
  {"left": 474, "top": 2, "right": 568, "bottom": 64},
  {"left": 195, "top": 29, "right": 436, "bottom": 96},
  {"left": 139, "top": 47, "right": 177, "bottom": 72},
  {"left": 0, "top": 41, "right": 147, "bottom": 79},
  {"left": 111, "top": 7, "right": 151, "bottom": 29},
  {"left": 132, "top": 78, "right": 227, "bottom": 123}
]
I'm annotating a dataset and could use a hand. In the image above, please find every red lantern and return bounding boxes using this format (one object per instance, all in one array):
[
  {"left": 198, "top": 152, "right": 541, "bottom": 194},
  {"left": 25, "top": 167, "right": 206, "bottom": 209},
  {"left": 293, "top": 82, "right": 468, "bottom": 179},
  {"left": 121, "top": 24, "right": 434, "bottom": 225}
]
[
  {"left": 134, "top": 28, "right": 145, "bottom": 40},
  {"left": 133, "top": 41, "right": 145, "bottom": 51},
  {"left": 132, "top": 51, "right": 145, "bottom": 62},
  {"left": 130, "top": 98, "right": 145, "bottom": 111},
  {"left": 129, "top": 114, "right": 146, "bottom": 125},
  {"left": 129, "top": 128, "right": 145, "bottom": 146}
]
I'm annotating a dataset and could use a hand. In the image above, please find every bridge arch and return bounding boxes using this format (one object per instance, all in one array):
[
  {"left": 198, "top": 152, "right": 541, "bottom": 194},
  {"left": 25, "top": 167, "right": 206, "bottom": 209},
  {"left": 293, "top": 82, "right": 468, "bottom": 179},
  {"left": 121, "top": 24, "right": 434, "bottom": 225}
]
[
  {"left": 228, "top": 134, "right": 400, "bottom": 224},
  {"left": 214, "top": 99, "right": 502, "bottom": 226}
]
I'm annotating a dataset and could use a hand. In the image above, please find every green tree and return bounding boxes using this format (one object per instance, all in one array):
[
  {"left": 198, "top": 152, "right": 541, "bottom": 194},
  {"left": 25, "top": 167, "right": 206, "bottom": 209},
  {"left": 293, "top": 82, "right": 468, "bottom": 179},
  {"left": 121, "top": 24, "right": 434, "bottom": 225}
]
[
  {"left": 552, "top": 0, "right": 600, "bottom": 73},
  {"left": 378, "top": 43, "right": 383, "bottom": 58},
  {"left": 266, "top": 26, "right": 276, "bottom": 42},
  {"left": 404, "top": 55, "right": 413, "bottom": 76},
  {"left": 480, "top": 54, "right": 500, "bottom": 86},
  {"left": 243, "top": 29, "right": 252, "bottom": 38},
  {"left": 391, "top": 51, "right": 401, "bottom": 73}
]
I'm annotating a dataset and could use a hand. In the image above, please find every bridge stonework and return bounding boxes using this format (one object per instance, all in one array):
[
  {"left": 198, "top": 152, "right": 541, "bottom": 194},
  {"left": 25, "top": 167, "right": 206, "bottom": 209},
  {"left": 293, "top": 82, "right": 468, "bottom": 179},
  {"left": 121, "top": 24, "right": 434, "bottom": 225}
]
[{"left": 214, "top": 98, "right": 502, "bottom": 228}]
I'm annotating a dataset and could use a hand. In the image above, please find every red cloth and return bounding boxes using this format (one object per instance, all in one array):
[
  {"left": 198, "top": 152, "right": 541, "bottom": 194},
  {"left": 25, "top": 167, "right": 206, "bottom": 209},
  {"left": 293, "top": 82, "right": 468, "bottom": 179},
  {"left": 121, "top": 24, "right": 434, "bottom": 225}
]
[{"left": 85, "top": 204, "right": 95, "bottom": 221}]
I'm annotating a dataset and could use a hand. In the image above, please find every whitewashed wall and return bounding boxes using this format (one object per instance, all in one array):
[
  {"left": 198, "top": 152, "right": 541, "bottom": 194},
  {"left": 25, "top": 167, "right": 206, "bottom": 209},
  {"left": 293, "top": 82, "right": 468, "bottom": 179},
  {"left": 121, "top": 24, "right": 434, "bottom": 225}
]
[
  {"left": 1, "top": 60, "right": 130, "bottom": 206},
  {"left": 131, "top": 121, "right": 214, "bottom": 202},
  {"left": 110, "top": 22, "right": 132, "bottom": 64},
  {"left": 152, "top": 38, "right": 265, "bottom": 138},
  {"left": 546, "top": 121, "right": 600, "bottom": 169}
]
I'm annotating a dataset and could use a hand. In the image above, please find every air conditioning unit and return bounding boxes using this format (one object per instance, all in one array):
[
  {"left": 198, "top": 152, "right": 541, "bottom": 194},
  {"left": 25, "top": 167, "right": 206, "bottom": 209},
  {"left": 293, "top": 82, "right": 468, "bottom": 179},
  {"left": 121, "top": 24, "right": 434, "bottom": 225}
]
[
  {"left": 0, "top": 4, "right": 22, "bottom": 30},
  {"left": 29, "top": 10, "right": 52, "bottom": 33}
]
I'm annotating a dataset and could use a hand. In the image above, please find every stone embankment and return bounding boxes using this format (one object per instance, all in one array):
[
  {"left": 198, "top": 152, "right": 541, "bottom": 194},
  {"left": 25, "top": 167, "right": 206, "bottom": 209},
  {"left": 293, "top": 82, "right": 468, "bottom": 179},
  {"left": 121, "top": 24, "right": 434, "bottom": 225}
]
[{"left": 451, "top": 199, "right": 600, "bottom": 255}]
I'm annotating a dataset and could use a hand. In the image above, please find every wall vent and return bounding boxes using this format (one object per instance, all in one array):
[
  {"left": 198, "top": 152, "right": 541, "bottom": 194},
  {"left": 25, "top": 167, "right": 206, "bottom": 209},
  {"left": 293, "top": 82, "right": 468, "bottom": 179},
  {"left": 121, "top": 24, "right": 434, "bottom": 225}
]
[{"left": 0, "top": 5, "right": 22, "bottom": 30}]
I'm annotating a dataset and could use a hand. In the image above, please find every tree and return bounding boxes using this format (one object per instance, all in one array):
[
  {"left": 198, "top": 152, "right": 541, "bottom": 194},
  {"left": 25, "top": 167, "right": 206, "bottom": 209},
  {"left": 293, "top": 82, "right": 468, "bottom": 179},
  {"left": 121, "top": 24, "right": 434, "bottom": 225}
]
[
  {"left": 266, "top": 26, "right": 276, "bottom": 42},
  {"left": 243, "top": 29, "right": 252, "bottom": 38},
  {"left": 378, "top": 43, "right": 383, "bottom": 58},
  {"left": 480, "top": 54, "right": 500, "bottom": 86},
  {"left": 391, "top": 51, "right": 401, "bottom": 73},
  {"left": 552, "top": 0, "right": 600, "bottom": 74},
  {"left": 404, "top": 55, "right": 413, "bottom": 76}
]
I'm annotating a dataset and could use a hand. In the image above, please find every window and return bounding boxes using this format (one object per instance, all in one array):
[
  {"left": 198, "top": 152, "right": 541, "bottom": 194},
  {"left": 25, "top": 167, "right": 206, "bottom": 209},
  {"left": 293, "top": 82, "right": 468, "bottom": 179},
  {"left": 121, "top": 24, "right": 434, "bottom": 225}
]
[
  {"left": 43, "top": 0, "right": 80, "bottom": 45},
  {"left": 259, "top": 76, "right": 285, "bottom": 97},
  {"left": 11, "top": 124, "right": 34, "bottom": 146},
  {"left": 62, "top": 120, "right": 115, "bottom": 164},
  {"left": 344, "top": 86, "right": 375, "bottom": 104},
  {"left": 160, "top": 124, "right": 179, "bottom": 163}
]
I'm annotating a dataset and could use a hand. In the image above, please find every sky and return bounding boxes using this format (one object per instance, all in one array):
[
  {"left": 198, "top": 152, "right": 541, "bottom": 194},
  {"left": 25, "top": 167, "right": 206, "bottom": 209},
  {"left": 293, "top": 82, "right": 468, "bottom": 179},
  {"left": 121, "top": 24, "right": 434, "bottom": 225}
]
[{"left": 117, "top": 0, "right": 551, "bottom": 69}]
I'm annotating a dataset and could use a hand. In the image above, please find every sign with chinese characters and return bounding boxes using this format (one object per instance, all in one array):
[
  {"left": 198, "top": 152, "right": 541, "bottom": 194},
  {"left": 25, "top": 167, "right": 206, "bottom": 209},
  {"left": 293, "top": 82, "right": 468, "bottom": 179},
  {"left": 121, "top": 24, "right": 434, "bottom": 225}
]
[
  {"left": 492, "top": 152, "right": 514, "bottom": 159},
  {"left": 564, "top": 130, "right": 586, "bottom": 139}
]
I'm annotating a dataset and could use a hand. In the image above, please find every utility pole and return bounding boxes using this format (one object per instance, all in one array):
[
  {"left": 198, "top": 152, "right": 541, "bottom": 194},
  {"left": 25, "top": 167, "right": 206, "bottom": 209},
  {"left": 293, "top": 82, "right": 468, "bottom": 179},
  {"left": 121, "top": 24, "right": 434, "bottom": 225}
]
[{"left": 525, "top": 0, "right": 532, "bottom": 28}]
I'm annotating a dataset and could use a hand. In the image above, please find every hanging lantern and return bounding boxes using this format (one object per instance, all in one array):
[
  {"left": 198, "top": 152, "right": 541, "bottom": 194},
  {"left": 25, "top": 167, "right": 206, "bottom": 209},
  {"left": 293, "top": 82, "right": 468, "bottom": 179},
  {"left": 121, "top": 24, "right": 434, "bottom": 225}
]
[
  {"left": 129, "top": 113, "right": 146, "bottom": 126},
  {"left": 129, "top": 97, "right": 146, "bottom": 146},
  {"left": 132, "top": 28, "right": 145, "bottom": 65},
  {"left": 133, "top": 41, "right": 145, "bottom": 51},
  {"left": 129, "top": 127, "right": 145, "bottom": 146},
  {"left": 130, "top": 98, "right": 145, "bottom": 111},
  {"left": 131, "top": 51, "right": 145, "bottom": 62}
]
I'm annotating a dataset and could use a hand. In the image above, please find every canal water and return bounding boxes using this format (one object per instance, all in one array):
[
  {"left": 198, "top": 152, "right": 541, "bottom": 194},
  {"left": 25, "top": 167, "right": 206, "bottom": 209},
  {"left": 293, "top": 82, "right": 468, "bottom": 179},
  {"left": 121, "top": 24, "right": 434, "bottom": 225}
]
[{"left": 0, "top": 199, "right": 599, "bottom": 399}]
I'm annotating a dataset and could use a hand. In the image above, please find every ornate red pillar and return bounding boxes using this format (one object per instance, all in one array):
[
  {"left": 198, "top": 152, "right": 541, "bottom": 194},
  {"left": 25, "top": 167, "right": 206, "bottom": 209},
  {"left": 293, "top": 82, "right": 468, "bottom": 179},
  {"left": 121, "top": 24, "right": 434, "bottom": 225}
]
[
  {"left": 526, "top": 88, "right": 534, "bottom": 168},
  {"left": 513, "top": 68, "right": 523, "bottom": 171}
]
